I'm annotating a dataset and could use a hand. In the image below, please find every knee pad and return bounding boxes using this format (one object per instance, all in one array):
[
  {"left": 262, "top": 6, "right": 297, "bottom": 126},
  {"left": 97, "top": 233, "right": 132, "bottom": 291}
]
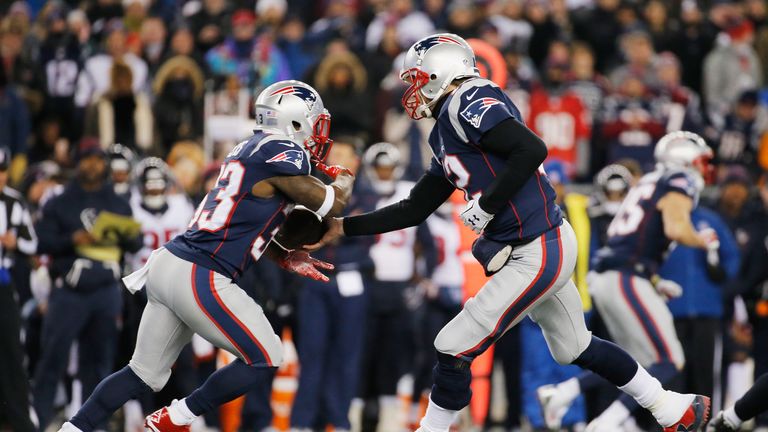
[
  {"left": 128, "top": 361, "right": 168, "bottom": 392},
  {"left": 430, "top": 352, "right": 473, "bottom": 411}
]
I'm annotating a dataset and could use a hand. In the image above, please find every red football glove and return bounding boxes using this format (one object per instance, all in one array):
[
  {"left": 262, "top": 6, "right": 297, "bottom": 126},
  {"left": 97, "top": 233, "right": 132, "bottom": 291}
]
[
  {"left": 278, "top": 250, "right": 334, "bottom": 282},
  {"left": 314, "top": 162, "right": 352, "bottom": 180}
]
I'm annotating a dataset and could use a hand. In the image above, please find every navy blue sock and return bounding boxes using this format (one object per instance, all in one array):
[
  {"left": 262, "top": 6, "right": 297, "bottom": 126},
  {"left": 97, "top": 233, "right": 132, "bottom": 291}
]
[
  {"left": 70, "top": 366, "right": 152, "bottom": 432},
  {"left": 572, "top": 336, "right": 639, "bottom": 387},
  {"left": 430, "top": 352, "right": 473, "bottom": 411},
  {"left": 185, "top": 359, "right": 273, "bottom": 416},
  {"left": 577, "top": 371, "right": 608, "bottom": 392},
  {"left": 617, "top": 362, "right": 677, "bottom": 412}
]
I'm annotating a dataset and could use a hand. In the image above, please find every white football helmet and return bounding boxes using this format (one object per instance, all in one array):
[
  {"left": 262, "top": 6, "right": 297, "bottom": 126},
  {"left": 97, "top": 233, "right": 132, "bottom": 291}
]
[
  {"left": 654, "top": 131, "right": 714, "bottom": 183},
  {"left": 254, "top": 80, "right": 333, "bottom": 161},
  {"left": 364, "top": 142, "right": 404, "bottom": 195},
  {"left": 400, "top": 33, "right": 479, "bottom": 119}
]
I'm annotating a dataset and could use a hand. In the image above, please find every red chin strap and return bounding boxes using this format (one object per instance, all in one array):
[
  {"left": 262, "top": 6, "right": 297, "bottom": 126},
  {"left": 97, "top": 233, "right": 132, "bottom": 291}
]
[
  {"left": 694, "top": 155, "right": 715, "bottom": 184},
  {"left": 400, "top": 68, "right": 431, "bottom": 120},
  {"left": 306, "top": 112, "right": 333, "bottom": 162}
]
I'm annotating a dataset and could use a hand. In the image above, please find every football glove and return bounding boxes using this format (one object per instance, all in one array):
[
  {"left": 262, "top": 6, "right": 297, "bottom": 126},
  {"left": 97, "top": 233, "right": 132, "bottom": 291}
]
[
  {"left": 460, "top": 199, "right": 494, "bottom": 234},
  {"left": 278, "top": 250, "right": 334, "bottom": 282}
]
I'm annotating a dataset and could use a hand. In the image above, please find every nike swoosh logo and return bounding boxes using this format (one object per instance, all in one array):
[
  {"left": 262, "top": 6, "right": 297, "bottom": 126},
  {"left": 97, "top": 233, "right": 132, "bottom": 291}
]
[{"left": 465, "top": 88, "right": 479, "bottom": 100}]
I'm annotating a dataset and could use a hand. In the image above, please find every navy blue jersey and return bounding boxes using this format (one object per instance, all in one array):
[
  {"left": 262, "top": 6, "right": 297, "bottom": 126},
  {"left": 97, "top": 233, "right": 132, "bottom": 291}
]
[
  {"left": 593, "top": 168, "right": 701, "bottom": 277},
  {"left": 166, "top": 131, "right": 310, "bottom": 280},
  {"left": 427, "top": 78, "right": 562, "bottom": 243}
]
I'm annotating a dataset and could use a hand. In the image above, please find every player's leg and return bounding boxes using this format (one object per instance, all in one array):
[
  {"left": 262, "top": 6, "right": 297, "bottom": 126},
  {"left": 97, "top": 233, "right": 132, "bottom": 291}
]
[
  {"left": 709, "top": 373, "right": 768, "bottom": 431},
  {"left": 531, "top": 274, "right": 706, "bottom": 432},
  {"left": 587, "top": 273, "right": 685, "bottom": 429},
  {"left": 160, "top": 260, "right": 284, "bottom": 425},
  {"left": 539, "top": 269, "right": 681, "bottom": 427},
  {"left": 419, "top": 225, "right": 571, "bottom": 432}
]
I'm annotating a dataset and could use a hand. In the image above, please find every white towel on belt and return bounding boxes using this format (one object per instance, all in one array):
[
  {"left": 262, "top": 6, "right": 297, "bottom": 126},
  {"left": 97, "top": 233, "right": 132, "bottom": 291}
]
[{"left": 122, "top": 247, "right": 163, "bottom": 294}]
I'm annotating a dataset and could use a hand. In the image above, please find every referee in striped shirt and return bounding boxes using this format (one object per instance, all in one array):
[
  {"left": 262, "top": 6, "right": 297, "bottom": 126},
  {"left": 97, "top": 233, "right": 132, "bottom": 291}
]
[{"left": 0, "top": 148, "right": 38, "bottom": 432}]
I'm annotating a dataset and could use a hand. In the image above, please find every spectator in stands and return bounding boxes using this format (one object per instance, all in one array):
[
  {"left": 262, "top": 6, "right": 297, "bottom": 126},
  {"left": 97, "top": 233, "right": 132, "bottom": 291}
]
[
  {"left": 307, "top": 0, "right": 365, "bottom": 51},
  {"left": 0, "top": 63, "right": 29, "bottom": 159},
  {"left": 365, "top": 0, "right": 434, "bottom": 52},
  {"left": 28, "top": 116, "right": 70, "bottom": 167},
  {"left": 152, "top": 56, "right": 204, "bottom": 153},
  {"left": 487, "top": 0, "right": 532, "bottom": 55},
  {"left": 139, "top": 17, "right": 167, "bottom": 76},
  {"left": 655, "top": 52, "right": 703, "bottom": 132},
  {"left": 277, "top": 16, "right": 316, "bottom": 80},
  {"left": 0, "top": 17, "right": 41, "bottom": 114},
  {"left": 167, "top": 27, "right": 203, "bottom": 67},
  {"left": 714, "top": 90, "right": 766, "bottom": 179},
  {"left": 32, "top": 138, "right": 142, "bottom": 430},
  {"left": 662, "top": 207, "right": 740, "bottom": 398},
  {"left": 528, "top": 41, "right": 591, "bottom": 178},
  {"left": 704, "top": 19, "right": 762, "bottom": 128},
  {"left": 670, "top": 0, "right": 717, "bottom": 95},
  {"left": 525, "top": 0, "right": 561, "bottom": 69},
  {"left": 610, "top": 30, "right": 658, "bottom": 88},
  {"left": 205, "top": 9, "right": 290, "bottom": 89},
  {"left": 644, "top": 0, "right": 676, "bottom": 53},
  {"left": 74, "top": 22, "right": 149, "bottom": 109},
  {"left": 445, "top": 0, "right": 479, "bottom": 40},
  {"left": 314, "top": 51, "right": 372, "bottom": 138},
  {"left": 187, "top": 0, "right": 230, "bottom": 54},
  {"left": 85, "top": 60, "right": 153, "bottom": 152},
  {"left": 600, "top": 73, "right": 666, "bottom": 171},
  {"left": 38, "top": 2, "right": 82, "bottom": 141},
  {"left": 571, "top": 0, "right": 621, "bottom": 73},
  {"left": 256, "top": 0, "right": 288, "bottom": 29}
]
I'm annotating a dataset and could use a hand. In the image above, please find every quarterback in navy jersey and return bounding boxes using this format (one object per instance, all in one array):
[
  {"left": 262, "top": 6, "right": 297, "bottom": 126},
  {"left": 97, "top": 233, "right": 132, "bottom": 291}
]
[
  {"left": 57, "top": 80, "right": 355, "bottom": 432},
  {"left": 311, "top": 34, "right": 710, "bottom": 432},
  {"left": 539, "top": 132, "right": 720, "bottom": 431}
]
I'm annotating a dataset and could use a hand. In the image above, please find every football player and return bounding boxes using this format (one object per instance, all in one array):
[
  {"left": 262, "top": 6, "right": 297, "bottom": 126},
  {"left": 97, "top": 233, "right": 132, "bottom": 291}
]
[
  {"left": 360, "top": 142, "right": 437, "bottom": 431},
  {"left": 538, "top": 131, "right": 718, "bottom": 431},
  {"left": 309, "top": 34, "right": 710, "bottom": 432},
  {"left": 127, "top": 157, "right": 195, "bottom": 272},
  {"left": 108, "top": 144, "right": 135, "bottom": 200},
  {"left": 57, "top": 80, "right": 354, "bottom": 432}
]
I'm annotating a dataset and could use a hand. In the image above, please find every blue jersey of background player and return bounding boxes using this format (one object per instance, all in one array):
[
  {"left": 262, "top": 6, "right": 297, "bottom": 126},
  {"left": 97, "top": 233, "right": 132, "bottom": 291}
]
[
  {"left": 594, "top": 169, "right": 701, "bottom": 277},
  {"left": 427, "top": 77, "right": 561, "bottom": 243}
]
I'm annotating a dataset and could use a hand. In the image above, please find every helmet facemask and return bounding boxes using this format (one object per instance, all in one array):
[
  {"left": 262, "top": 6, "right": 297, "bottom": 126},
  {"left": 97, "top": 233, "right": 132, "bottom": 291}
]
[
  {"left": 400, "top": 68, "right": 433, "bottom": 120},
  {"left": 300, "top": 109, "right": 333, "bottom": 162},
  {"left": 692, "top": 153, "right": 715, "bottom": 185}
]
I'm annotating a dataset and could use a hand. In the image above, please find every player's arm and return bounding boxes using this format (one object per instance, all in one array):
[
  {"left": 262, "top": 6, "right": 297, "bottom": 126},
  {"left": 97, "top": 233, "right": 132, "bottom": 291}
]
[
  {"left": 305, "top": 173, "right": 455, "bottom": 251},
  {"left": 264, "top": 171, "right": 354, "bottom": 218},
  {"left": 657, "top": 192, "right": 707, "bottom": 248},
  {"left": 477, "top": 117, "right": 549, "bottom": 213}
]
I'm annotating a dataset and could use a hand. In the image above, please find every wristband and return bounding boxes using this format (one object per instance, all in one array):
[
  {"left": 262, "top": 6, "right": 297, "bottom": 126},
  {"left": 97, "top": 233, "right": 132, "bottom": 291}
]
[{"left": 316, "top": 185, "right": 335, "bottom": 218}]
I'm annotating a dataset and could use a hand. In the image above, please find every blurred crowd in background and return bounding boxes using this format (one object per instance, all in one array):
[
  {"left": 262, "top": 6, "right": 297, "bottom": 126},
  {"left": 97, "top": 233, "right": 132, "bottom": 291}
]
[{"left": 2, "top": 0, "right": 768, "bottom": 431}]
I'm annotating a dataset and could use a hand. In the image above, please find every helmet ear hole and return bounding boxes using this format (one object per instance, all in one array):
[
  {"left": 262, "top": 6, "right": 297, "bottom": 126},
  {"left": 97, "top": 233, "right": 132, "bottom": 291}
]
[
  {"left": 292, "top": 121, "right": 302, "bottom": 131},
  {"left": 430, "top": 74, "right": 437, "bottom": 80}
]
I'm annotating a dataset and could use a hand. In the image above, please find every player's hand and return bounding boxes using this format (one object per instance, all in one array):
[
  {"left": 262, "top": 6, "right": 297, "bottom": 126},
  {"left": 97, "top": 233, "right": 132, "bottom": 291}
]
[
  {"left": 72, "top": 229, "right": 96, "bottom": 246},
  {"left": 315, "top": 162, "right": 353, "bottom": 180},
  {"left": 460, "top": 199, "right": 494, "bottom": 234},
  {"left": 304, "top": 217, "right": 344, "bottom": 252},
  {"left": 0, "top": 232, "right": 17, "bottom": 251},
  {"left": 697, "top": 227, "right": 719, "bottom": 251},
  {"left": 654, "top": 278, "right": 683, "bottom": 300},
  {"left": 278, "top": 250, "right": 334, "bottom": 282}
]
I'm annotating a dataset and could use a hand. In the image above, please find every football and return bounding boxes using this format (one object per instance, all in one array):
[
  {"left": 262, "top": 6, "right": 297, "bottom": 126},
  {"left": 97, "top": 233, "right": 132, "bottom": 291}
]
[{"left": 274, "top": 206, "right": 326, "bottom": 249}]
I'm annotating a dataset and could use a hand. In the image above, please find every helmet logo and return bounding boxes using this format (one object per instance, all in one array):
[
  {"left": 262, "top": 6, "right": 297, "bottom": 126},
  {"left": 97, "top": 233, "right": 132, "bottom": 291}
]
[
  {"left": 266, "top": 149, "right": 305, "bottom": 170},
  {"left": 412, "top": 35, "right": 463, "bottom": 56},
  {"left": 460, "top": 97, "right": 502, "bottom": 128},
  {"left": 270, "top": 85, "right": 318, "bottom": 111}
]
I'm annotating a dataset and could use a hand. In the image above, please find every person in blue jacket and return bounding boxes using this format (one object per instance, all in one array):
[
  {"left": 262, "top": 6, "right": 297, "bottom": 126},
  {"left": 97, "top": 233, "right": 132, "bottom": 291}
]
[{"left": 660, "top": 207, "right": 740, "bottom": 401}]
